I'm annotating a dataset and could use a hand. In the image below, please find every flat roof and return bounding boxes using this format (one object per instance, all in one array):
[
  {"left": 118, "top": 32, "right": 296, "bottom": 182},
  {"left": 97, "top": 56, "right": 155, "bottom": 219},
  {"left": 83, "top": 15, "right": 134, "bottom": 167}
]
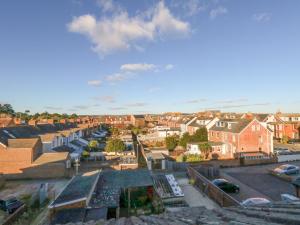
[{"left": 33, "top": 152, "right": 69, "bottom": 165}]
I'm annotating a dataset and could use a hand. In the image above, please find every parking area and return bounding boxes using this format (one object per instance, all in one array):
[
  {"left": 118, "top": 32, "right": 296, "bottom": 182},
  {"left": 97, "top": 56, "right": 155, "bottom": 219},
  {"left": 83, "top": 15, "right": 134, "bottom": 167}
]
[{"left": 221, "top": 161, "right": 300, "bottom": 202}]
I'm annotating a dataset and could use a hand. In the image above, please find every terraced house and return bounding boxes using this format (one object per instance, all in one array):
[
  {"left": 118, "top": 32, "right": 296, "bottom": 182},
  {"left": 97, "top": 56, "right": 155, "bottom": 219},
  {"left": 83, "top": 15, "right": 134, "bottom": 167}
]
[
  {"left": 208, "top": 119, "right": 274, "bottom": 159},
  {"left": 0, "top": 120, "right": 100, "bottom": 179}
]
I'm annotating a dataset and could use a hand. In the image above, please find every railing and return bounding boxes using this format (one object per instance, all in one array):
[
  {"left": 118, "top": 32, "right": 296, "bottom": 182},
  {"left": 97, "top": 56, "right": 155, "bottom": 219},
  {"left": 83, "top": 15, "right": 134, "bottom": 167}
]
[
  {"left": 2, "top": 204, "right": 26, "bottom": 225},
  {"left": 187, "top": 166, "right": 240, "bottom": 207}
]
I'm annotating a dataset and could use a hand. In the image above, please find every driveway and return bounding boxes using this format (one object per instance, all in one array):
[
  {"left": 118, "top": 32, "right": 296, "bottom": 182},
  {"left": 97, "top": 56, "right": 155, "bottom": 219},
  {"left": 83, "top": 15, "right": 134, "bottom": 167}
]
[
  {"left": 221, "top": 162, "right": 300, "bottom": 201},
  {"left": 177, "top": 178, "right": 219, "bottom": 210}
]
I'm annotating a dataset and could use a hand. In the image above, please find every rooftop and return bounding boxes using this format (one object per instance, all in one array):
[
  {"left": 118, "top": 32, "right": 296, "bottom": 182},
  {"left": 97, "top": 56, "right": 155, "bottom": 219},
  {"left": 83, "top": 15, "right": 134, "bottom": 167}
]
[
  {"left": 49, "top": 170, "right": 100, "bottom": 208},
  {"left": 7, "top": 138, "right": 39, "bottom": 148},
  {"left": 52, "top": 202, "right": 300, "bottom": 225},
  {"left": 33, "top": 152, "right": 69, "bottom": 165},
  {"left": 90, "top": 169, "right": 153, "bottom": 208}
]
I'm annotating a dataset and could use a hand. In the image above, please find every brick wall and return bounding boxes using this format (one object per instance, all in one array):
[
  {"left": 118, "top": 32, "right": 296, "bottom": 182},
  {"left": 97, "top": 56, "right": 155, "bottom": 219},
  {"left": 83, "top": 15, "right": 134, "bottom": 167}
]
[
  {"left": 239, "top": 120, "right": 272, "bottom": 154},
  {"left": 2, "top": 162, "right": 71, "bottom": 180}
]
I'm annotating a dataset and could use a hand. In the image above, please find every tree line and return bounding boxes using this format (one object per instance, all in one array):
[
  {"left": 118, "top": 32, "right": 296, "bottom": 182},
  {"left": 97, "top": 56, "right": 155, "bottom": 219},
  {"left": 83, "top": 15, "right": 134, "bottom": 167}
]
[{"left": 0, "top": 104, "right": 78, "bottom": 121}]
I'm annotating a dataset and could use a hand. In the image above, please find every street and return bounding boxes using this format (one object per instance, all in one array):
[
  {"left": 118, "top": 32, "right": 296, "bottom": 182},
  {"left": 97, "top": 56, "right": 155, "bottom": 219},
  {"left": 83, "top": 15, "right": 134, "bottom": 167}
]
[{"left": 221, "top": 161, "right": 300, "bottom": 201}]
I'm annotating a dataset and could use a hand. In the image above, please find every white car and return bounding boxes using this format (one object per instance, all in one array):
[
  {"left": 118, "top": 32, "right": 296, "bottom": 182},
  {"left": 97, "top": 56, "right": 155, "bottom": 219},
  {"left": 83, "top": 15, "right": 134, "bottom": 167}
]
[
  {"left": 273, "top": 164, "right": 300, "bottom": 175},
  {"left": 241, "top": 198, "right": 271, "bottom": 207}
]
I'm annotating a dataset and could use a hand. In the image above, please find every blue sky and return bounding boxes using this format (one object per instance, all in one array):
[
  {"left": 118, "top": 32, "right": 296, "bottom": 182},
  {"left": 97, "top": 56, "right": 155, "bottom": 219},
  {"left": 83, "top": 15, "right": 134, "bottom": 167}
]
[{"left": 1, "top": 0, "right": 300, "bottom": 115}]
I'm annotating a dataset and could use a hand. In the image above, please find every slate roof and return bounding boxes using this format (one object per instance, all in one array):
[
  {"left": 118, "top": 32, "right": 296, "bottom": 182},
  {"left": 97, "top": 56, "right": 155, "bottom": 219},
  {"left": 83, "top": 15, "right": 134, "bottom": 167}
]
[
  {"left": 52, "top": 145, "right": 76, "bottom": 153},
  {"left": 49, "top": 170, "right": 100, "bottom": 208},
  {"left": 254, "top": 114, "right": 270, "bottom": 122},
  {"left": 52, "top": 202, "right": 300, "bottom": 225},
  {"left": 188, "top": 120, "right": 205, "bottom": 128},
  {"left": 0, "top": 122, "right": 78, "bottom": 146},
  {"left": 133, "top": 115, "right": 145, "bottom": 119},
  {"left": 50, "top": 208, "right": 86, "bottom": 225},
  {"left": 210, "top": 119, "right": 252, "bottom": 133},
  {"left": 90, "top": 169, "right": 153, "bottom": 208}
]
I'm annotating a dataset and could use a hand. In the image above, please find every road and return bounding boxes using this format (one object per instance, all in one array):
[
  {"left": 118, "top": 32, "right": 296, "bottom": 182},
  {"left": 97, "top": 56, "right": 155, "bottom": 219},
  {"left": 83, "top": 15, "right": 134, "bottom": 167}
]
[{"left": 221, "top": 161, "right": 300, "bottom": 201}]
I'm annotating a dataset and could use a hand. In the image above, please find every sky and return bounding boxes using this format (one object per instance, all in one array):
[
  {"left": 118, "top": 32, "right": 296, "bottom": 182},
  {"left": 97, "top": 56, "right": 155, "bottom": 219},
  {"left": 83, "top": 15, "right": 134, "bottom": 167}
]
[{"left": 1, "top": 0, "right": 300, "bottom": 115}]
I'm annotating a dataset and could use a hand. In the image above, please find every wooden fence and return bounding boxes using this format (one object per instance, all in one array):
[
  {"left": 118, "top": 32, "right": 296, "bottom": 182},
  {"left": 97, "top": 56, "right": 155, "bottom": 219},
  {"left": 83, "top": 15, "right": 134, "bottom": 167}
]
[{"left": 187, "top": 166, "right": 240, "bottom": 207}]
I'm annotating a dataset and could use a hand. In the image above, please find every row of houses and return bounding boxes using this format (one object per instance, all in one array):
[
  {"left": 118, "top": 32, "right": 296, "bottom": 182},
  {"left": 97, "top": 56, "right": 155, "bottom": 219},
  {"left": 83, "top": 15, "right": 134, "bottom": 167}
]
[
  {"left": 103, "top": 115, "right": 146, "bottom": 128},
  {"left": 151, "top": 112, "right": 299, "bottom": 160},
  {"left": 0, "top": 120, "right": 101, "bottom": 178}
]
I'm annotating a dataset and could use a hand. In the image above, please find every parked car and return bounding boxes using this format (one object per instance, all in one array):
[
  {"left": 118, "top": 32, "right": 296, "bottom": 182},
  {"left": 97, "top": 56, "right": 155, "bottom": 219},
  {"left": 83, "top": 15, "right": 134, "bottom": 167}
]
[
  {"left": 287, "top": 139, "right": 300, "bottom": 144},
  {"left": 241, "top": 198, "right": 271, "bottom": 207},
  {"left": 212, "top": 179, "right": 240, "bottom": 193},
  {"left": 0, "top": 196, "right": 23, "bottom": 214},
  {"left": 274, "top": 148, "right": 290, "bottom": 155},
  {"left": 273, "top": 164, "right": 300, "bottom": 175}
]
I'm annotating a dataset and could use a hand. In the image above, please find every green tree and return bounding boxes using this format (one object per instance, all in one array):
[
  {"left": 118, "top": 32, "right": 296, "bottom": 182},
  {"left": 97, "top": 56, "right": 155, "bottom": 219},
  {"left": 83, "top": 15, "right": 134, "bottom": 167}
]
[
  {"left": 165, "top": 135, "right": 178, "bottom": 151},
  {"left": 88, "top": 140, "right": 99, "bottom": 151},
  {"left": 132, "top": 127, "right": 141, "bottom": 135},
  {"left": 192, "top": 127, "right": 208, "bottom": 142},
  {"left": 105, "top": 138, "right": 126, "bottom": 154},
  {"left": 185, "top": 154, "right": 203, "bottom": 162},
  {"left": 179, "top": 132, "right": 191, "bottom": 147},
  {"left": 282, "top": 135, "right": 289, "bottom": 144},
  {"left": 0, "top": 104, "right": 15, "bottom": 115},
  {"left": 70, "top": 113, "right": 78, "bottom": 119},
  {"left": 198, "top": 142, "right": 212, "bottom": 159}
]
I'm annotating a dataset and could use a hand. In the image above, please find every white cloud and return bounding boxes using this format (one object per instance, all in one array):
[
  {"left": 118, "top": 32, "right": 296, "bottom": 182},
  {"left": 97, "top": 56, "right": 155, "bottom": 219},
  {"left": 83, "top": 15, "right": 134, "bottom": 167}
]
[
  {"left": 105, "top": 73, "right": 130, "bottom": 82},
  {"left": 97, "top": 0, "right": 120, "bottom": 13},
  {"left": 210, "top": 6, "right": 227, "bottom": 19},
  {"left": 253, "top": 13, "right": 272, "bottom": 23},
  {"left": 87, "top": 80, "right": 102, "bottom": 87},
  {"left": 68, "top": 1, "right": 190, "bottom": 55},
  {"left": 185, "top": 0, "right": 207, "bottom": 16},
  {"left": 165, "top": 64, "right": 174, "bottom": 70},
  {"left": 120, "top": 63, "right": 156, "bottom": 72}
]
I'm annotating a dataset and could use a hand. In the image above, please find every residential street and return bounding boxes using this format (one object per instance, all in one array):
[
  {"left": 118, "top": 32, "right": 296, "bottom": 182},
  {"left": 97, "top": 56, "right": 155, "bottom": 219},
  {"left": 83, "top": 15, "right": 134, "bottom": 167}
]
[{"left": 221, "top": 161, "right": 300, "bottom": 201}]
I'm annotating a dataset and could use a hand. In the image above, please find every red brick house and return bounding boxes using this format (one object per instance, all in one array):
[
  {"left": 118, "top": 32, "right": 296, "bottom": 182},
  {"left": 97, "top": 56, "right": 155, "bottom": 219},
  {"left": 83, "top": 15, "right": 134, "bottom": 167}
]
[
  {"left": 273, "top": 122, "right": 299, "bottom": 140},
  {"left": 208, "top": 119, "right": 273, "bottom": 159},
  {"left": 131, "top": 115, "right": 146, "bottom": 127},
  {"left": 0, "top": 138, "right": 42, "bottom": 174}
]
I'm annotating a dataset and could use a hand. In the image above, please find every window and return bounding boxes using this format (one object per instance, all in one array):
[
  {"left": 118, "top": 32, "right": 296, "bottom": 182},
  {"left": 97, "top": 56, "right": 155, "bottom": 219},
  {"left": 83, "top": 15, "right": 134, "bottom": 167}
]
[
  {"left": 232, "top": 135, "right": 236, "bottom": 142},
  {"left": 211, "top": 132, "right": 214, "bottom": 137},
  {"left": 257, "top": 125, "right": 260, "bottom": 131},
  {"left": 252, "top": 125, "right": 255, "bottom": 131}
]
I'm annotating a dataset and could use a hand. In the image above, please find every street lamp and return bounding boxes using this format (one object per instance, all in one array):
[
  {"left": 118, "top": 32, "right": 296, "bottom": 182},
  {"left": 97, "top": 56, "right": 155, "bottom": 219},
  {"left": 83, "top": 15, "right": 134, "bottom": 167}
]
[{"left": 74, "top": 158, "right": 80, "bottom": 175}]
